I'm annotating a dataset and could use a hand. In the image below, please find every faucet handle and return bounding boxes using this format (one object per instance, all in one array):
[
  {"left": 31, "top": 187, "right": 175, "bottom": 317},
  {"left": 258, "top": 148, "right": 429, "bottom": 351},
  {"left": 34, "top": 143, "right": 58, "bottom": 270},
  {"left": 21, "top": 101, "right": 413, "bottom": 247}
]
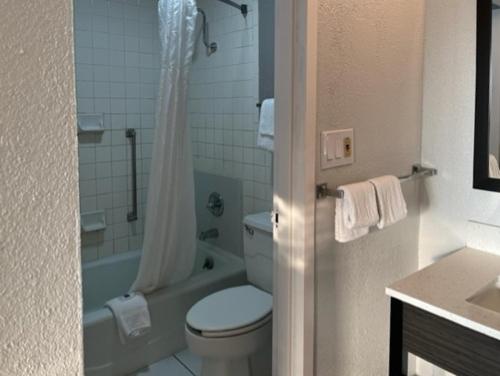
[
  {"left": 199, "top": 228, "right": 219, "bottom": 241},
  {"left": 206, "top": 192, "right": 224, "bottom": 217}
]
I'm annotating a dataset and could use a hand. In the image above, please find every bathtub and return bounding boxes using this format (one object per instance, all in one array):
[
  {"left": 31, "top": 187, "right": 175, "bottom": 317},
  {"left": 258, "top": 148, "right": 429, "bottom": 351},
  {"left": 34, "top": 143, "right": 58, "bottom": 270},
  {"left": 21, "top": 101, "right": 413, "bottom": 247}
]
[{"left": 83, "top": 241, "right": 247, "bottom": 376}]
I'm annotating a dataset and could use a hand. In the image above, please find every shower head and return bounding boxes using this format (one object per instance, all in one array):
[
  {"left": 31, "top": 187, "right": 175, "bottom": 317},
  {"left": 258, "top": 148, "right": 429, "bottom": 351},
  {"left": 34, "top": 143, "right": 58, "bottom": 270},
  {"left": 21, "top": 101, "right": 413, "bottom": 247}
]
[{"left": 197, "top": 8, "right": 217, "bottom": 56}]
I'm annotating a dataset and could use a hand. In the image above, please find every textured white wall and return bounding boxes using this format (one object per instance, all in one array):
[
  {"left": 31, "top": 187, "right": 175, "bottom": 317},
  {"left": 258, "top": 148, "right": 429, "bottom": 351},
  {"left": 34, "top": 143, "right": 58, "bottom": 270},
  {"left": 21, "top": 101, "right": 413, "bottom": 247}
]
[
  {"left": 420, "top": 0, "right": 500, "bottom": 269},
  {"left": 315, "top": 1, "right": 425, "bottom": 375},
  {"left": 0, "top": 1, "right": 83, "bottom": 375},
  {"left": 419, "top": 1, "right": 500, "bottom": 374}
]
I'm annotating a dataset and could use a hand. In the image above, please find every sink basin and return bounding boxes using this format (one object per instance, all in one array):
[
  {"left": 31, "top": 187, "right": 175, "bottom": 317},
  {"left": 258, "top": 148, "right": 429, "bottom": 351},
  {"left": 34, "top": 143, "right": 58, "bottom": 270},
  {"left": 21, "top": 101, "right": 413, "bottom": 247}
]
[{"left": 467, "top": 276, "right": 500, "bottom": 314}]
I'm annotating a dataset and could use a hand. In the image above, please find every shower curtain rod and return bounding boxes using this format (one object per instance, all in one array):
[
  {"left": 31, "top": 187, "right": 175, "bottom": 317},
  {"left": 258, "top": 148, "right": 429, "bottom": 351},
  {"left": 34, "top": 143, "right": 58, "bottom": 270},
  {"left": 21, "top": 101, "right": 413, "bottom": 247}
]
[
  {"left": 156, "top": 0, "right": 247, "bottom": 17},
  {"left": 216, "top": 0, "right": 248, "bottom": 17}
]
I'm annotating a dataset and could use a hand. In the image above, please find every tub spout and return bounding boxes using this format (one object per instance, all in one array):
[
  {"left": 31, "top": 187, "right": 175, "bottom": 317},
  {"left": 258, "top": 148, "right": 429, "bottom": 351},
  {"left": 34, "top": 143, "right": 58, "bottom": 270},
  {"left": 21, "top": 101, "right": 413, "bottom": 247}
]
[{"left": 199, "top": 228, "right": 219, "bottom": 241}]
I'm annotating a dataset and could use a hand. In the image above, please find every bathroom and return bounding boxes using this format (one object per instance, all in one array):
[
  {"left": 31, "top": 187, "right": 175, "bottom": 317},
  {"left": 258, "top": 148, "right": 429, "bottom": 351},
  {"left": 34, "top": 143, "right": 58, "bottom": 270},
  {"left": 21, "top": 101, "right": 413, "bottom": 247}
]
[
  {"left": 74, "top": 0, "right": 274, "bottom": 375},
  {"left": 5, "top": 1, "right": 500, "bottom": 376}
]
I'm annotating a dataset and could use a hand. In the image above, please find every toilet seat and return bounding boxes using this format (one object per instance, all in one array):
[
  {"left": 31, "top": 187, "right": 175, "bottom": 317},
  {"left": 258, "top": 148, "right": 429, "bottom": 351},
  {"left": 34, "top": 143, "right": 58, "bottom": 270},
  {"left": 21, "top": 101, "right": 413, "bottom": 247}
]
[
  {"left": 190, "top": 312, "right": 272, "bottom": 338},
  {"left": 186, "top": 285, "right": 272, "bottom": 338}
]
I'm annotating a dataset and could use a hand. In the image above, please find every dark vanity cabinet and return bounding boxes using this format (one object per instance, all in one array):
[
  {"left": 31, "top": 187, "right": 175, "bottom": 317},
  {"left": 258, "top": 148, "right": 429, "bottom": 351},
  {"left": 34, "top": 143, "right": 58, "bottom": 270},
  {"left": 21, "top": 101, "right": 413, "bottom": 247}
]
[{"left": 387, "top": 248, "right": 500, "bottom": 376}]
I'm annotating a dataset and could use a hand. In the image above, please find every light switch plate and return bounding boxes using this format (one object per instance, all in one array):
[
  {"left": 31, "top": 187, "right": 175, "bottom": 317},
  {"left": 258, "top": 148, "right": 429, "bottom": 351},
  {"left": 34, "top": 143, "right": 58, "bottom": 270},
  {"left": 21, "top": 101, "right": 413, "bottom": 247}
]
[{"left": 321, "top": 129, "right": 354, "bottom": 169}]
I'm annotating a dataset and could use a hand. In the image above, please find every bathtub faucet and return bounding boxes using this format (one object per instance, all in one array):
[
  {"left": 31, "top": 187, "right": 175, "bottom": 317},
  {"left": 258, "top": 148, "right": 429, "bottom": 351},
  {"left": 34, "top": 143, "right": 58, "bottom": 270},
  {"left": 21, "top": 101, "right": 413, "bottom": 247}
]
[{"left": 199, "top": 228, "right": 219, "bottom": 241}]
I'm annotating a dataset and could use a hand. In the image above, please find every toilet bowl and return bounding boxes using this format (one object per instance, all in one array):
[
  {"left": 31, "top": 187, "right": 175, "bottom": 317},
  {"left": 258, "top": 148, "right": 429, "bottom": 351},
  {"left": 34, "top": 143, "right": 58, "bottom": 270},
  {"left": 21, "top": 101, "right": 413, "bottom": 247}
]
[
  {"left": 185, "top": 212, "right": 273, "bottom": 376},
  {"left": 185, "top": 285, "right": 272, "bottom": 376}
]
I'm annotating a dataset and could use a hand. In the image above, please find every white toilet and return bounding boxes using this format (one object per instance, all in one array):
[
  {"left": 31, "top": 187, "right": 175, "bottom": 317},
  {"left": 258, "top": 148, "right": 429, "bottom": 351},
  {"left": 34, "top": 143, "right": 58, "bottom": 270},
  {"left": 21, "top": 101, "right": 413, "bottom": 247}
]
[{"left": 185, "top": 212, "right": 273, "bottom": 376}]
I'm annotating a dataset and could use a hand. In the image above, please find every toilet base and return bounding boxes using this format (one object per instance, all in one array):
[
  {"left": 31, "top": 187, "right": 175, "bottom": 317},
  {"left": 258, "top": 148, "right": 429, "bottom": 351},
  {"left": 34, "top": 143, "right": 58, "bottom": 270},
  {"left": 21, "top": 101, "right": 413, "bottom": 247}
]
[
  {"left": 201, "top": 357, "right": 251, "bottom": 376},
  {"left": 185, "top": 318, "right": 272, "bottom": 376}
]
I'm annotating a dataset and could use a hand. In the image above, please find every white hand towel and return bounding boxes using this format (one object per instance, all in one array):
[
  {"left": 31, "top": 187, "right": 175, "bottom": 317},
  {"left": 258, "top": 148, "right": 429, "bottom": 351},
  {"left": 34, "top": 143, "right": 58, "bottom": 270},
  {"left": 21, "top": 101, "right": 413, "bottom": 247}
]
[
  {"left": 335, "top": 181, "right": 379, "bottom": 243},
  {"left": 257, "top": 98, "right": 275, "bottom": 151},
  {"left": 259, "top": 98, "right": 274, "bottom": 136},
  {"left": 369, "top": 175, "right": 407, "bottom": 229},
  {"left": 335, "top": 198, "right": 369, "bottom": 243},
  {"left": 105, "top": 292, "right": 151, "bottom": 344},
  {"left": 340, "top": 181, "right": 379, "bottom": 229}
]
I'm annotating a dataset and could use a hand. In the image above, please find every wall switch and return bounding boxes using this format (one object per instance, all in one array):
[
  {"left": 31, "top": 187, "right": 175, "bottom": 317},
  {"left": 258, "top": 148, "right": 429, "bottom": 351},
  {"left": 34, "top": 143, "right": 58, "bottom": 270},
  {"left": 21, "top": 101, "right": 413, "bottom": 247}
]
[{"left": 321, "top": 129, "right": 354, "bottom": 169}]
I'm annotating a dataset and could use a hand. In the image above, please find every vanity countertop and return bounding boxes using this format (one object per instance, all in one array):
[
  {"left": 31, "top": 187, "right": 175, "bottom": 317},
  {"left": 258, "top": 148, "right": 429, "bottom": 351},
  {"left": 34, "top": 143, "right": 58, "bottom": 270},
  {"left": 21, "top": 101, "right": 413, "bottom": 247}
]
[{"left": 386, "top": 248, "right": 500, "bottom": 341}]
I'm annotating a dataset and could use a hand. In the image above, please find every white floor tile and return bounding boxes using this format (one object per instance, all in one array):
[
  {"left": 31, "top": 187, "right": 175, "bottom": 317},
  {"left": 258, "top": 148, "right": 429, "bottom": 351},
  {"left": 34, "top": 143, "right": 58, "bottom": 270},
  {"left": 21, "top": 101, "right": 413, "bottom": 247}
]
[
  {"left": 130, "top": 356, "right": 193, "bottom": 376},
  {"left": 175, "top": 349, "right": 202, "bottom": 376}
]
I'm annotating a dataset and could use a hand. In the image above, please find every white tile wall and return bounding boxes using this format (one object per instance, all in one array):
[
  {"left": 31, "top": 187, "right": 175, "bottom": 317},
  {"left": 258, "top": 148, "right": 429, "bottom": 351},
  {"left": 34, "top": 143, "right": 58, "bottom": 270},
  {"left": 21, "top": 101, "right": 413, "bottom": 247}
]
[
  {"left": 188, "top": 0, "right": 273, "bottom": 215},
  {"left": 76, "top": 0, "right": 269, "bottom": 262},
  {"left": 75, "top": 0, "right": 160, "bottom": 262}
]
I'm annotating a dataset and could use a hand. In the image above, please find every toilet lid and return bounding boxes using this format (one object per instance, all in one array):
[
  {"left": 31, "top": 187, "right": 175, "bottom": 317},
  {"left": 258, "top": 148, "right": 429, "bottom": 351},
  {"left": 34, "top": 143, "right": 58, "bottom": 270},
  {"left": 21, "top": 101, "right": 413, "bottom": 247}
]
[{"left": 186, "top": 285, "right": 272, "bottom": 333}]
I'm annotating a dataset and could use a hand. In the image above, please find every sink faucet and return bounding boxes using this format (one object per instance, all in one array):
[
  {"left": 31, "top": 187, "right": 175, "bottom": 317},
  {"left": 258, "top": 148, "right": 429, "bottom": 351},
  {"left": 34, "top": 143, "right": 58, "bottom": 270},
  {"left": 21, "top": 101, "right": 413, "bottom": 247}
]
[{"left": 199, "top": 228, "right": 219, "bottom": 241}]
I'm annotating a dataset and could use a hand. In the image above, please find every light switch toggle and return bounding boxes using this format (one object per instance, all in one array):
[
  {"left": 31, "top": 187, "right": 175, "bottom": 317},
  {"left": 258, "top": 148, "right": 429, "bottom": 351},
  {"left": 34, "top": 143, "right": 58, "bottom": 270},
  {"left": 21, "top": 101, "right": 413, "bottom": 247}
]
[
  {"left": 325, "top": 135, "right": 339, "bottom": 161},
  {"left": 321, "top": 129, "right": 354, "bottom": 169},
  {"left": 335, "top": 137, "right": 344, "bottom": 159}
]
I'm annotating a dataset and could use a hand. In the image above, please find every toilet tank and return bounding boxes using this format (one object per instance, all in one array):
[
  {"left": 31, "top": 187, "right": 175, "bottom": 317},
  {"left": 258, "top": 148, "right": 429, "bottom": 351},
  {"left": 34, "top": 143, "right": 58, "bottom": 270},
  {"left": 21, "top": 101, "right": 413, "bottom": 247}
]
[{"left": 243, "top": 212, "right": 273, "bottom": 293}]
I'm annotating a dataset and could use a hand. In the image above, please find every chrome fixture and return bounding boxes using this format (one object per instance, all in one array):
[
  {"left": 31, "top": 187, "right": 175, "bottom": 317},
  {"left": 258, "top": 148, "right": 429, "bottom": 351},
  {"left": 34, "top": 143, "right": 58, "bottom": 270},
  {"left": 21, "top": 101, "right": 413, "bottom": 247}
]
[
  {"left": 316, "top": 164, "right": 438, "bottom": 199},
  {"left": 217, "top": 0, "right": 248, "bottom": 17},
  {"left": 244, "top": 224, "right": 254, "bottom": 236},
  {"left": 202, "top": 255, "right": 215, "bottom": 270},
  {"left": 206, "top": 192, "right": 224, "bottom": 217},
  {"left": 199, "top": 228, "right": 219, "bottom": 241},
  {"left": 197, "top": 8, "right": 218, "bottom": 56}
]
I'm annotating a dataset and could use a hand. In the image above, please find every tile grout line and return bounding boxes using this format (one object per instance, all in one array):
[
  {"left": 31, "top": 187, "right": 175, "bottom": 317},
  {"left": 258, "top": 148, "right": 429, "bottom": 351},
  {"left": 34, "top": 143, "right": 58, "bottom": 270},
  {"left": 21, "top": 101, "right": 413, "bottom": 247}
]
[{"left": 173, "top": 354, "right": 197, "bottom": 376}]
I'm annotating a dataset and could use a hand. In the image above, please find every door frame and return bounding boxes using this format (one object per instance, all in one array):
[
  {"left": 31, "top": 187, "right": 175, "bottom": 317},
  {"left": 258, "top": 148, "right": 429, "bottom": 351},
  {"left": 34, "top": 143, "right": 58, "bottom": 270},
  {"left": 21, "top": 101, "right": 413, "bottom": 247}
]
[{"left": 273, "top": 0, "right": 318, "bottom": 375}]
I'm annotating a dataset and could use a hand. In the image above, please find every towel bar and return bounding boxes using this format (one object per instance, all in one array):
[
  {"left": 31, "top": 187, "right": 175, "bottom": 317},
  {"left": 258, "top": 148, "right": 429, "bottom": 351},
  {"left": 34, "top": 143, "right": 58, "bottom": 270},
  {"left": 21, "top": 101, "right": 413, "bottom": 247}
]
[{"left": 316, "top": 164, "right": 438, "bottom": 199}]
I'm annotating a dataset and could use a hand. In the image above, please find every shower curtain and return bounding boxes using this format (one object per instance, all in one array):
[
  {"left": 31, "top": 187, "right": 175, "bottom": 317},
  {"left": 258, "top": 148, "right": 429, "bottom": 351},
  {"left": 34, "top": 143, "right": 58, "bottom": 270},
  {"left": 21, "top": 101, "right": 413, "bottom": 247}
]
[{"left": 131, "top": 0, "right": 198, "bottom": 293}]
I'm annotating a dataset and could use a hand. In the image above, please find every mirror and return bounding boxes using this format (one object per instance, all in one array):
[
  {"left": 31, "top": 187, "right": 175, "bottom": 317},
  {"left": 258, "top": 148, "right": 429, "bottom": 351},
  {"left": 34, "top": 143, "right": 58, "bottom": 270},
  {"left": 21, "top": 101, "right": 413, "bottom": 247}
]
[
  {"left": 474, "top": 0, "right": 500, "bottom": 190},
  {"left": 490, "top": 1, "right": 500, "bottom": 178}
]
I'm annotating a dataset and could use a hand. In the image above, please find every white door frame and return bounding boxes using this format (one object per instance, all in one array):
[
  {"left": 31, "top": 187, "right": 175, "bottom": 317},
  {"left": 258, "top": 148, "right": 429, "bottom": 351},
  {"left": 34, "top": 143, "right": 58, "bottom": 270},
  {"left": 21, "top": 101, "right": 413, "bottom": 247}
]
[{"left": 273, "top": 0, "right": 318, "bottom": 375}]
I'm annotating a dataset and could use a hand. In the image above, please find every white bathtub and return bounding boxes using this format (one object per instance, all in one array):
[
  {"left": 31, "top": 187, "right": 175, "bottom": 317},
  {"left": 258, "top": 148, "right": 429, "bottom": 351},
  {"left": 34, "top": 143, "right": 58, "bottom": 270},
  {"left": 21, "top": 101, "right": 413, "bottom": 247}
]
[{"left": 83, "top": 242, "right": 247, "bottom": 376}]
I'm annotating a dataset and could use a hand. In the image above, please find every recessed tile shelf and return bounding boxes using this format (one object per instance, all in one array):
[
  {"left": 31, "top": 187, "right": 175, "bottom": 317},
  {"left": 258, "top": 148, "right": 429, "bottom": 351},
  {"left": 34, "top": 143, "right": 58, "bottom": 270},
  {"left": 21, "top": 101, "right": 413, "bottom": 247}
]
[
  {"left": 77, "top": 113, "right": 108, "bottom": 134},
  {"left": 81, "top": 210, "right": 106, "bottom": 233}
]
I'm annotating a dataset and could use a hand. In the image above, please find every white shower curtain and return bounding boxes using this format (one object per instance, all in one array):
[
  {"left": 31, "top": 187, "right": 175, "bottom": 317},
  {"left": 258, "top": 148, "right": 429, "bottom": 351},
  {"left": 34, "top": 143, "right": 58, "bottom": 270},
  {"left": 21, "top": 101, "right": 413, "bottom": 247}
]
[{"left": 131, "top": 0, "right": 198, "bottom": 293}]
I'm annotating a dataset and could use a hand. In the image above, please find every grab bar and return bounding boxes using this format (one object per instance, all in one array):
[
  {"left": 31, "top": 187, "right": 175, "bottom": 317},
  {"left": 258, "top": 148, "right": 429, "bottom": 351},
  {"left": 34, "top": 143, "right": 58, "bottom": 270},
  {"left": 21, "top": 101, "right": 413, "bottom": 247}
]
[
  {"left": 126, "top": 128, "right": 138, "bottom": 222},
  {"left": 316, "top": 164, "right": 438, "bottom": 199}
]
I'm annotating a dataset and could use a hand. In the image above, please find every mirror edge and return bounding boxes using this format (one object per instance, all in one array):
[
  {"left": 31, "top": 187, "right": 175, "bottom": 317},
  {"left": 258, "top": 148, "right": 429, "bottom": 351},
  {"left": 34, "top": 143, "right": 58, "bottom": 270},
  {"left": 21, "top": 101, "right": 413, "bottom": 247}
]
[{"left": 474, "top": 0, "right": 500, "bottom": 191}]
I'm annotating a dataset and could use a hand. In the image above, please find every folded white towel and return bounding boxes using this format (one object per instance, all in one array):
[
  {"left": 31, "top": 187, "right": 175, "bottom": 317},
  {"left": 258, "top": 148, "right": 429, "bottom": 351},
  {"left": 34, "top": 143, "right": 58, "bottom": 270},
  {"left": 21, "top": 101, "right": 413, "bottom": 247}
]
[
  {"left": 335, "top": 181, "right": 379, "bottom": 243},
  {"left": 257, "top": 98, "right": 274, "bottom": 151},
  {"left": 369, "top": 175, "right": 407, "bottom": 229},
  {"left": 105, "top": 292, "right": 151, "bottom": 344},
  {"left": 341, "top": 181, "right": 379, "bottom": 229},
  {"left": 335, "top": 198, "right": 369, "bottom": 243}
]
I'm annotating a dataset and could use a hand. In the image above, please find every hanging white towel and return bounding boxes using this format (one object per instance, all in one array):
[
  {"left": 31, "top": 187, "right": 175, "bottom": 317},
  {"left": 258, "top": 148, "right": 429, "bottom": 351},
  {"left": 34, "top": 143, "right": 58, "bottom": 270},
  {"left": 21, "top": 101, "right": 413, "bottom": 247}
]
[
  {"left": 335, "top": 181, "right": 379, "bottom": 243},
  {"left": 105, "top": 292, "right": 151, "bottom": 344},
  {"left": 335, "top": 198, "right": 369, "bottom": 243},
  {"left": 257, "top": 98, "right": 275, "bottom": 151},
  {"left": 369, "top": 175, "right": 407, "bottom": 229}
]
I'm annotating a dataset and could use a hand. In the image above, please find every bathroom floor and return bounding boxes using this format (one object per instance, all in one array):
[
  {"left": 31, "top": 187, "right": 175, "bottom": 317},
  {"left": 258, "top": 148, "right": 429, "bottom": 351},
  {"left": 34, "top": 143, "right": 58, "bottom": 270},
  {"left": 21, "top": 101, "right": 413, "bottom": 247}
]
[{"left": 129, "top": 349, "right": 201, "bottom": 376}]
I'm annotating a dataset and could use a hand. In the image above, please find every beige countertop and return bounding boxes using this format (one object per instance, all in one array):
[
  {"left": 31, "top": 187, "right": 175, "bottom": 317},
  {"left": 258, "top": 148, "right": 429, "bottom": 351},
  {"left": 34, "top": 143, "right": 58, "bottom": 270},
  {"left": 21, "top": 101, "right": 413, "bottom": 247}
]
[{"left": 386, "top": 248, "right": 500, "bottom": 340}]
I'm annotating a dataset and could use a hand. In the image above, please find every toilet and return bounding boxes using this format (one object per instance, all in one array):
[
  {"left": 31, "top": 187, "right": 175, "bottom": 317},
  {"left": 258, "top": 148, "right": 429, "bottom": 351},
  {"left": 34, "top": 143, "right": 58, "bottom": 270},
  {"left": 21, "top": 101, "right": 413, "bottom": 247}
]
[{"left": 185, "top": 212, "right": 273, "bottom": 376}]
